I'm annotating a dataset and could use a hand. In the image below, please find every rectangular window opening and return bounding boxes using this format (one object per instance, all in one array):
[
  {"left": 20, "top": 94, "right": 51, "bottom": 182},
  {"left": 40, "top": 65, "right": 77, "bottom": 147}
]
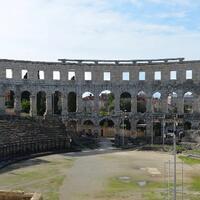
[
  {"left": 170, "top": 71, "right": 177, "bottom": 80},
  {"left": 85, "top": 71, "right": 92, "bottom": 81},
  {"left": 104, "top": 72, "right": 111, "bottom": 81},
  {"left": 38, "top": 70, "right": 44, "bottom": 80},
  {"left": 154, "top": 71, "right": 161, "bottom": 80},
  {"left": 6, "top": 69, "right": 13, "bottom": 79},
  {"left": 22, "top": 69, "right": 28, "bottom": 79},
  {"left": 53, "top": 71, "right": 60, "bottom": 80},
  {"left": 139, "top": 71, "right": 145, "bottom": 81},
  {"left": 122, "top": 72, "right": 129, "bottom": 81},
  {"left": 68, "top": 71, "right": 76, "bottom": 80},
  {"left": 186, "top": 70, "right": 192, "bottom": 80}
]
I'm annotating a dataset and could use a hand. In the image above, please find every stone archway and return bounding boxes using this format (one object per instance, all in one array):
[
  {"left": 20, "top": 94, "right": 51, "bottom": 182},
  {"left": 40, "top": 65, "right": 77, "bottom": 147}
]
[
  {"left": 99, "top": 118, "right": 115, "bottom": 137},
  {"left": 37, "top": 91, "right": 46, "bottom": 116}
]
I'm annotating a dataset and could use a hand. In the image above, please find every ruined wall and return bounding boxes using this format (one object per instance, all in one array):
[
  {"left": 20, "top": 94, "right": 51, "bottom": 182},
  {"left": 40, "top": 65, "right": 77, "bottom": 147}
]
[{"left": 0, "top": 58, "right": 200, "bottom": 138}]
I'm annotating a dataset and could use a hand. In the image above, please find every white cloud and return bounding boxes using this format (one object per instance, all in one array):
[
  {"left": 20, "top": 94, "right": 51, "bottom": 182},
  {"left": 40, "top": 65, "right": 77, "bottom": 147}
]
[{"left": 0, "top": 0, "right": 199, "bottom": 61}]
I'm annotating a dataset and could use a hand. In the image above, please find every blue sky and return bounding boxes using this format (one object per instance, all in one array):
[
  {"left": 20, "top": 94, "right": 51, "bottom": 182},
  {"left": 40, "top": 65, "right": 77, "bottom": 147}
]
[{"left": 0, "top": 0, "right": 200, "bottom": 61}]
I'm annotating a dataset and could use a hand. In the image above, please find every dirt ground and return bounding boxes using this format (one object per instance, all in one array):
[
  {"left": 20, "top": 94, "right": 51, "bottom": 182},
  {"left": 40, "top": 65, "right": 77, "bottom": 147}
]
[{"left": 0, "top": 139, "right": 199, "bottom": 200}]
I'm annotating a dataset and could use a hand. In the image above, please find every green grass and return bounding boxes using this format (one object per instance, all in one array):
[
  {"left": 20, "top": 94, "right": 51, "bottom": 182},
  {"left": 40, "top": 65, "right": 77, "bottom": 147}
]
[
  {"left": 179, "top": 155, "right": 200, "bottom": 165},
  {"left": 191, "top": 176, "right": 200, "bottom": 191},
  {"left": 0, "top": 156, "right": 74, "bottom": 200}
]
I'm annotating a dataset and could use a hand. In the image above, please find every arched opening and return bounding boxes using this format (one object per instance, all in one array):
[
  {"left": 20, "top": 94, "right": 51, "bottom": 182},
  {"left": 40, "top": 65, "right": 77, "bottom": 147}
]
[
  {"left": 53, "top": 91, "right": 62, "bottom": 115},
  {"left": 82, "top": 120, "right": 95, "bottom": 136},
  {"left": 5, "top": 90, "right": 15, "bottom": 113},
  {"left": 136, "top": 120, "right": 146, "bottom": 137},
  {"left": 120, "top": 92, "right": 131, "bottom": 112},
  {"left": 82, "top": 92, "right": 95, "bottom": 113},
  {"left": 184, "top": 121, "right": 192, "bottom": 130},
  {"left": 21, "top": 91, "right": 31, "bottom": 114},
  {"left": 99, "top": 118, "right": 115, "bottom": 137},
  {"left": 120, "top": 118, "right": 131, "bottom": 130},
  {"left": 37, "top": 91, "right": 46, "bottom": 116},
  {"left": 184, "top": 92, "right": 193, "bottom": 114},
  {"left": 67, "top": 120, "right": 77, "bottom": 132},
  {"left": 137, "top": 91, "right": 147, "bottom": 113},
  {"left": 99, "top": 90, "right": 115, "bottom": 116},
  {"left": 68, "top": 92, "right": 77, "bottom": 112},
  {"left": 153, "top": 121, "right": 161, "bottom": 137},
  {"left": 152, "top": 92, "right": 161, "bottom": 113},
  {"left": 167, "top": 92, "right": 178, "bottom": 113}
]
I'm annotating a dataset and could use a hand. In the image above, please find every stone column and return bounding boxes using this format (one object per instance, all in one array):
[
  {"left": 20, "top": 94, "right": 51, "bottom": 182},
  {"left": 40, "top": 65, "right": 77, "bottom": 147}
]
[
  {"left": 30, "top": 94, "right": 37, "bottom": 117},
  {"left": 161, "top": 94, "right": 168, "bottom": 113},
  {"left": 114, "top": 92, "right": 120, "bottom": 113},
  {"left": 193, "top": 96, "right": 199, "bottom": 113},
  {"left": 77, "top": 94, "right": 83, "bottom": 113},
  {"left": 0, "top": 94, "right": 5, "bottom": 114},
  {"left": 14, "top": 93, "right": 21, "bottom": 115},
  {"left": 45, "top": 93, "right": 53, "bottom": 116},
  {"left": 146, "top": 97, "right": 152, "bottom": 113},
  {"left": 177, "top": 97, "right": 184, "bottom": 114},
  {"left": 61, "top": 94, "right": 68, "bottom": 116},
  {"left": 94, "top": 92, "right": 99, "bottom": 114},
  {"left": 131, "top": 96, "right": 137, "bottom": 113}
]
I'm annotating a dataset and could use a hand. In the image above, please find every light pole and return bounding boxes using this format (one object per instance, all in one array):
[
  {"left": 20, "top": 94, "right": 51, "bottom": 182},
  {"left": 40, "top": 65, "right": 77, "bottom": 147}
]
[
  {"left": 122, "top": 110, "right": 126, "bottom": 147},
  {"left": 173, "top": 115, "right": 177, "bottom": 200}
]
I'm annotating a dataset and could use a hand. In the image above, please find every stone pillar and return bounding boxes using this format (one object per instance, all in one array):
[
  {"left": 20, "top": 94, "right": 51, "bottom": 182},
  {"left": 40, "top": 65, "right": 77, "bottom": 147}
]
[
  {"left": 77, "top": 94, "right": 83, "bottom": 113},
  {"left": 131, "top": 96, "right": 137, "bottom": 113},
  {"left": 14, "top": 93, "right": 21, "bottom": 115},
  {"left": 114, "top": 93, "right": 120, "bottom": 113},
  {"left": 30, "top": 94, "right": 37, "bottom": 117},
  {"left": 193, "top": 96, "right": 199, "bottom": 113},
  {"left": 45, "top": 93, "right": 53, "bottom": 116},
  {"left": 146, "top": 97, "right": 152, "bottom": 113},
  {"left": 0, "top": 94, "right": 5, "bottom": 114},
  {"left": 61, "top": 94, "right": 68, "bottom": 116},
  {"left": 94, "top": 92, "right": 99, "bottom": 113},
  {"left": 177, "top": 98, "right": 184, "bottom": 114},
  {"left": 161, "top": 94, "right": 168, "bottom": 113}
]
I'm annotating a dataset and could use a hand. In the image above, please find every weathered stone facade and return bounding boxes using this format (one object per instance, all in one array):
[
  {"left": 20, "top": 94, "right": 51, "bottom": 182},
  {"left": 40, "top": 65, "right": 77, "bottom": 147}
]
[{"left": 0, "top": 58, "right": 200, "bottom": 139}]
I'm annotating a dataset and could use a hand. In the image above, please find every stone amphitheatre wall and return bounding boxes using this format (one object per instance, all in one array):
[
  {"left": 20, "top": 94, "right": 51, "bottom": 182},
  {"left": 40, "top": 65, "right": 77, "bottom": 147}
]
[
  {"left": 0, "top": 58, "right": 200, "bottom": 139},
  {"left": 0, "top": 190, "right": 42, "bottom": 200}
]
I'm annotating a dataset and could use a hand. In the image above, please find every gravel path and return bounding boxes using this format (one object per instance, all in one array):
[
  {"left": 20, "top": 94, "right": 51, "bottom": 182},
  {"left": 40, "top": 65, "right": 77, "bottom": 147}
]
[{"left": 59, "top": 139, "right": 173, "bottom": 200}]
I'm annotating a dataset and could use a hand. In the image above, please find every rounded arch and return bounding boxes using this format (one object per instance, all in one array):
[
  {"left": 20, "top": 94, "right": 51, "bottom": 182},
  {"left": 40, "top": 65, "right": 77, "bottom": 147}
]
[
  {"left": 21, "top": 91, "right": 31, "bottom": 114},
  {"left": 136, "top": 119, "right": 146, "bottom": 137},
  {"left": 83, "top": 120, "right": 94, "bottom": 126},
  {"left": 67, "top": 120, "right": 78, "bottom": 132},
  {"left": 37, "top": 91, "right": 46, "bottom": 116},
  {"left": 137, "top": 91, "right": 147, "bottom": 113},
  {"left": 53, "top": 91, "right": 62, "bottom": 115},
  {"left": 99, "top": 90, "right": 115, "bottom": 116},
  {"left": 152, "top": 92, "right": 161, "bottom": 113},
  {"left": 153, "top": 120, "right": 161, "bottom": 137},
  {"left": 120, "top": 118, "right": 131, "bottom": 130},
  {"left": 82, "top": 91, "right": 95, "bottom": 113},
  {"left": 167, "top": 92, "right": 178, "bottom": 113},
  {"left": 99, "top": 118, "right": 115, "bottom": 137},
  {"left": 120, "top": 92, "right": 131, "bottom": 112},
  {"left": 184, "top": 92, "right": 193, "bottom": 114},
  {"left": 99, "top": 118, "right": 115, "bottom": 127},
  {"left": 5, "top": 90, "right": 15, "bottom": 109},
  {"left": 184, "top": 121, "right": 192, "bottom": 130},
  {"left": 68, "top": 92, "right": 77, "bottom": 112}
]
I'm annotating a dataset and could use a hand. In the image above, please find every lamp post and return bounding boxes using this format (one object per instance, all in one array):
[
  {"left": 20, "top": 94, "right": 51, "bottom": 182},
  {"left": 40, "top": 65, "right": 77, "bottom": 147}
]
[
  {"left": 173, "top": 114, "right": 177, "bottom": 200},
  {"left": 122, "top": 110, "right": 127, "bottom": 147}
]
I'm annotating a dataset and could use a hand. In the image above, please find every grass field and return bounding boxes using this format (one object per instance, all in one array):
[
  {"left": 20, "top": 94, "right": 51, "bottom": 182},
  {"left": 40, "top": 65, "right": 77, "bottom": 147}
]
[
  {"left": 0, "top": 151, "right": 200, "bottom": 200},
  {"left": 0, "top": 155, "right": 74, "bottom": 200}
]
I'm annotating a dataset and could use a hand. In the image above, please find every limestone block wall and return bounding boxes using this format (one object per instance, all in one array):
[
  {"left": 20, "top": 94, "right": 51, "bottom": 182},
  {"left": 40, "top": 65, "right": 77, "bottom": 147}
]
[{"left": 0, "top": 57, "right": 200, "bottom": 137}]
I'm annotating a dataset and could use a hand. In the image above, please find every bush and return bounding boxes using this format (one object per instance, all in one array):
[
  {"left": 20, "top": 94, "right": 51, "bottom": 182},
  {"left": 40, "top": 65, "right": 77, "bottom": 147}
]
[{"left": 21, "top": 99, "right": 30, "bottom": 113}]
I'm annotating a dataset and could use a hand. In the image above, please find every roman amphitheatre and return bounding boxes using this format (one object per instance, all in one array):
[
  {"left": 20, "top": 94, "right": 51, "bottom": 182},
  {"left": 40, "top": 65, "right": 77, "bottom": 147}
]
[{"left": 0, "top": 57, "right": 200, "bottom": 200}]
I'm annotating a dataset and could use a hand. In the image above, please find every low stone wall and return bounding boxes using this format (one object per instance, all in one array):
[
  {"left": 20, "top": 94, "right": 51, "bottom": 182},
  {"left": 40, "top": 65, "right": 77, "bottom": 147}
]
[{"left": 0, "top": 190, "right": 42, "bottom": 200}]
